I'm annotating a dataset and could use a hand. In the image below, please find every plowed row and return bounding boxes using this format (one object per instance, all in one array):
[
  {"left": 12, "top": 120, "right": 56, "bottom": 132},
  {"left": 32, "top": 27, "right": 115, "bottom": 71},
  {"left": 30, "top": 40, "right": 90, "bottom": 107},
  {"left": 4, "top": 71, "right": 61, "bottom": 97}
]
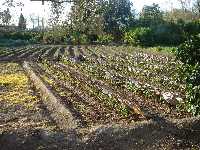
[
  {"left": 0, "top": 45, "right": 65, "bottom": 61},
  {"left": 0, "top": 45, "right": 191, "bottom": 126}
]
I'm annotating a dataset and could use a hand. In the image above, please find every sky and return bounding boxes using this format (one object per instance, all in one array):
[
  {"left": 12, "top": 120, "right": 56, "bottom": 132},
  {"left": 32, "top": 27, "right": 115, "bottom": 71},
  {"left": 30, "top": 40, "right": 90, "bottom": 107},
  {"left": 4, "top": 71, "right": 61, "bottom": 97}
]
[{"left": 0, "top": 0, "right": 181, "bottom": 28}]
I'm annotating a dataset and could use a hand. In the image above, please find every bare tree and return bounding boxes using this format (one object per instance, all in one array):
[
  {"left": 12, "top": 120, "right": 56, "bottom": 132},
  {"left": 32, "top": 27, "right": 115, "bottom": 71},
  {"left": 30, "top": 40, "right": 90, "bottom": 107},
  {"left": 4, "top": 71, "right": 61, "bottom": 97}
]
[
  {"left": 30, "top": 14, "right": 36, "bottom": 29},
  {"left": 2, "top": 0, "right": 24, "bottom": 7},
  {"left": 193, "top": 0, "right": 200, "bottom": 18},
  {"left": 178, "top": 0, "right": 192, "bottom": 12}
]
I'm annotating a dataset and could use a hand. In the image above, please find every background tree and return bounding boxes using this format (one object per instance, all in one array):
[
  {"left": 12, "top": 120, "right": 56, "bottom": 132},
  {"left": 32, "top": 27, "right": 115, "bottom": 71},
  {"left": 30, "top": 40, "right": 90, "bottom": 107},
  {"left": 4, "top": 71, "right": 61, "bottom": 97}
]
[
  {"left": 49, "top": 1, "right": 64, "bottom": 27},
  {"left": 164, "top": 8, "right": 195, "bottom": 23},
  {"left": 177, "top": 0, "right": 192, "bottom": 12},
  {"left": 192, "top": 0, "right": 200, "bottom": 18},
  {"left": 18, "top": 13, "right": 26, "bottom": 30},
  {"left": 30, "top": 14, "right": 36, "bottom": 29},
  {"left": 1, "top": 8, "right": 12, "bottom": 26},
  {"left": 140, "top": 3, "right": 163, "bottom": 27},
  {"left": 101, "top": 0, "right": 134, "bottom": 39},
  {"left": 2, "top": 0, "right": 24, "bottom": 7},
  {"left": 69, "top": 0, "right": 104, "bottom": 42},
  {"left": 0, "top": 10, "right": 4, "bottom": 25}
]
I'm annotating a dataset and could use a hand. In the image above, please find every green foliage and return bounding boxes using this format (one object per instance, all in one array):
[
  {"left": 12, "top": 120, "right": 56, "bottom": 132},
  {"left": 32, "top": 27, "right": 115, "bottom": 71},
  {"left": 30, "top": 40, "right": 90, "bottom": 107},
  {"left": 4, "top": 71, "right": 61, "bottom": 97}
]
[
  {"left": 140, "top": 3, "right": 163, "bottom": 26},
  {"left": 182, "top": 64, "right": 200, "bottom": 115},
  {"left": 70, "top": 32, "right": 89, "bottom": 45},
  {"left": 152, "top": 23, "right": 185, "bottom": 45},
  {"left": 4, "top": 32, "right": 32, "bottom": 40},
  {"left": 124, "top": 22, "right": 185, "bottom": 46},
  {"left": 69, "top": 0, "right": 104, "bottom": 37},
  {"left": 43, "top": 30, "right": 66, "bottom": 44},
  {"left": 177, "top": 35, "right": 200, "bottom": 65},
  {"left": 0, "top": 38, "right": 29, "bottom": 47},
  {"left": 124, "top": 27, "right": 153, "bottom": 46},
  {"left": 177, "top": 35, "right": 200, "bottom": 115},
  {"left": 102, "top": 0, "right": 134, "bottom": 38},
  {"left": 1, "top": 31, "right": 42, "bottom": 42},
  {"left": 184, "top": 21, "right": 200, "bottom": 36},
  {"left": 97, "top": 34, "right": 114, "bottom": 44},
  {"left": 29, "top": 32, "right": 43, "bottom": 44},
  {"left": 0, "top": 31, "right": 42, "bottom": 46}
]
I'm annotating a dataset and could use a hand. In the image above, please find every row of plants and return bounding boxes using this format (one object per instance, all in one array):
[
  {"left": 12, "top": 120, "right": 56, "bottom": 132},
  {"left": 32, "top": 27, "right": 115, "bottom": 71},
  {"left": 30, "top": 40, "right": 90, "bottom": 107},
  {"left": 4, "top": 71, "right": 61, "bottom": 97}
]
[
  {"left": 59, "top": 48, "right": 190, "bottom": 117},
  {"left": 0, "top": 45, "right": 58, "bottom": 61},
  {"left": 1, "top": 44, "right": 195, "bottom": 116},
  {"left": 0, "top": 44, "right": 190, "bottom": 118},
  {"left": 31, "top": 60, "right": 136, "bottom": 125},
  {"left": 0, "top": 29, "right": 114, "bottom": 45},
  {"left": 46, "top": 61, "right": 132, "bottom": 118},
  {"left": 75, "top": 46, "right": 185, "bottom": 96}
]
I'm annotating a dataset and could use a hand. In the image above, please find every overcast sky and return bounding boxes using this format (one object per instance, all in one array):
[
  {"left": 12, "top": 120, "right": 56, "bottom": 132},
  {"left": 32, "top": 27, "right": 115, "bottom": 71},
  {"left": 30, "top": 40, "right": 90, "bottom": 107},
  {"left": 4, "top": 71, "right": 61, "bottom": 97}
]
[{"left": 0, "top": 0, "right": 181, "bottom": 28}]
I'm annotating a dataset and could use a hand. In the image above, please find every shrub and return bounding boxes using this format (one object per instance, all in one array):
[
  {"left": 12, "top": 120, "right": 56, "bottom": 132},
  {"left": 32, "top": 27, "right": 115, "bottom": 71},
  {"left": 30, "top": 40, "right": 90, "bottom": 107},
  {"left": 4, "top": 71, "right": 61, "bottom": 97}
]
[
  {"left": 79, "top": 34, "right": 89, "bottom": 44},
  {"left": 97, "top": 34, "right": 114, "bottom": 44},
  {"left": 0, "top": 31, "right": 43, "bottom": 44},
  {"left": 176, "top": 35, "right": 200, "bottom": 65},
  {"left": 176, "top": 35, "right": 200, "bottom": 115},
  {"left": 184, "top": 21, "right": 200, "bottom": 36},
  {"left": 29, "top": 32, "right": 43, "bottom": 44},
  {"left": 3, "top": 32, "right": 33, "bottom": 40},
  {"left": 152, "top": 24, "right": 185, "bottom": 45},
  {"left": 124, "top": 27, "right": 153, "bottom": 46},
  {"left": 43, "top": 32, "right": 54, "bottom": 44},
  {"left": 0, "top": 38, "right": 29, "bottom": 47},
  {"left": 43, "top": 30, "right": 66, "bottom": 44},
  {"left": 70, "top": 33, "right": 89, "bottom": 45},
  {"left": 182, "top": 64, "right": 200, "bottom": 115}
]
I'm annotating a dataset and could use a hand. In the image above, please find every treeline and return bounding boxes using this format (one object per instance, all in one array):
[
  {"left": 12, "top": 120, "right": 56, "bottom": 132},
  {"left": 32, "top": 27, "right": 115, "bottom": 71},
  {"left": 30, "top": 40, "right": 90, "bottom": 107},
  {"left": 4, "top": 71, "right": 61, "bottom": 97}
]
[
  {"left": 1, "top": 0, "right": 200, "bottom": 47},
  {"left": 60, "top": 0, "right": 200, "bottom": 46}
]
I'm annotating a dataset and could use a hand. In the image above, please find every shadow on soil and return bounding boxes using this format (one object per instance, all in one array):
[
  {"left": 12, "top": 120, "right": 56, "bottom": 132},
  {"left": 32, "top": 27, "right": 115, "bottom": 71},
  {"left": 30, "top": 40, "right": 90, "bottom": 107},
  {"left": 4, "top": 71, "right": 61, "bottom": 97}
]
[{"left": 1, "top": 115, "right": 200, "bottom": 150}]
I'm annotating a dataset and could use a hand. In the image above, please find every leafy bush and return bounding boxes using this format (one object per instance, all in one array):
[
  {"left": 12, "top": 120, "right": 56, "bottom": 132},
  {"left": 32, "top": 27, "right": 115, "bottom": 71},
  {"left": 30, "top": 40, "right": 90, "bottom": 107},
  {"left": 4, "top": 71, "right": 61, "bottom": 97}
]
[
  {"left": 180, "top": 64, "right": 200, "bottom": 115},
  {"left": 152, "top": 24, "right": 185, "bottom": 45},
  {"left": 124, "top": 27, "right": 153, "bottom": 46},
  {"left": 43, "top": 30, "right": 66, "bottom": 44},
  {"left": 42, "top": 32, "right": 54, "bottom": 44},
  {"left": 184, "top": 21, "right": 200, "bottom": 36},
  {"left": 3, "top": 32, "right": 36, "bottom": 40},
  {"left": 97, "top": 34, "right": 114, "bottom": 44},
  {"left": 29, "top": 32, "right": 43, "bottom": 44},
  {"left": 0, "top": 39, "right": 29, "bottom": 47},
  {"left": 176, "top": 35, "right": 200, "bottom": 65},
  {"left": 176, "top": 35, "right": 200, "bottom": 115},
  {"left": 0, "top": 31, "right": 43, "bottom": 44},
  {"left": 70, "top": 33, "right": 89, "bottom": 45}
]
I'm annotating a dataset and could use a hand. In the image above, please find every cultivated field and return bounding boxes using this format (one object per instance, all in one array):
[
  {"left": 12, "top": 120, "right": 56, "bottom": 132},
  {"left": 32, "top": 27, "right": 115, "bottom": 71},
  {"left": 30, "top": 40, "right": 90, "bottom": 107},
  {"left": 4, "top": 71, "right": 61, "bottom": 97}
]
[
  {"left": 0, "top": 45, "right": 200, "bottom": 149},
  {"left": 0, "top": 62, "right": 70, "bottom": 149}
]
